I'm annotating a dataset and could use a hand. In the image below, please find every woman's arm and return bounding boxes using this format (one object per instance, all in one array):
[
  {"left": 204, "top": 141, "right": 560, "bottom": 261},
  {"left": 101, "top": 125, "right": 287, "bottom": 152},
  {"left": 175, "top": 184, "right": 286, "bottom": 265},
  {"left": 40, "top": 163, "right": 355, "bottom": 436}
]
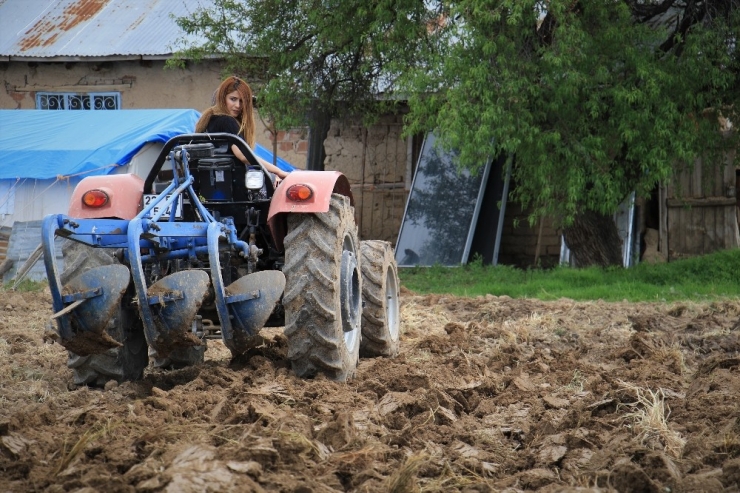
[
  {"left": 230, "top": 144, "right": 289, "bottom": 179},
  {"left": 258, "top": 156, "right": 289, "bottom": 180}
]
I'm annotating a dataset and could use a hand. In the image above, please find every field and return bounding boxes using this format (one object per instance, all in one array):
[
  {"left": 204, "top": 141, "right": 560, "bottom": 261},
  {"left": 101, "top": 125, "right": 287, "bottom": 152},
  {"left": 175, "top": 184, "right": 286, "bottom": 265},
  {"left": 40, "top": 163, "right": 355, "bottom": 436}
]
[{"left": 1, "top": 286, "right": 739, "bottom": 492}]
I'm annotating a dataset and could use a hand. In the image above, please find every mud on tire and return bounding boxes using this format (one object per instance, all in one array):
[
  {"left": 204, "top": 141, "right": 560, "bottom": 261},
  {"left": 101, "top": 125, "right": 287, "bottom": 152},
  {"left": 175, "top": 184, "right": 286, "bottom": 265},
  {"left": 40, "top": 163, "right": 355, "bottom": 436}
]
[
  {"left": 359, "top": 240, "right": 401, "bottom": 357},
  {"left": 61, "top": 240, "right": 149, "bottom": 387},
  {"left": 282, "top": 194, "right": 362, "bottom": 381}
]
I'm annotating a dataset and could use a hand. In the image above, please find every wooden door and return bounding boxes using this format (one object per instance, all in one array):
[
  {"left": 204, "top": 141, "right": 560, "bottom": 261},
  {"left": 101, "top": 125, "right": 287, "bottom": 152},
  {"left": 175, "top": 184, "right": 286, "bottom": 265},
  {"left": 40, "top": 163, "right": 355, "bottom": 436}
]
[{"left": 665, "top": 155, "right": 739, "bottom": 260}]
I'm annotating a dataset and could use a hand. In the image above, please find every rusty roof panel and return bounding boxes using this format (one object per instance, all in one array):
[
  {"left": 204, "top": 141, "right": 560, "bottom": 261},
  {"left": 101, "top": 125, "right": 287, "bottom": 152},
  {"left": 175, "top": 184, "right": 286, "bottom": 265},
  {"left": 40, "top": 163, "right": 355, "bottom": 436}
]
[{"left": 0, "top": 0, "right": 215, "bottom": 58}]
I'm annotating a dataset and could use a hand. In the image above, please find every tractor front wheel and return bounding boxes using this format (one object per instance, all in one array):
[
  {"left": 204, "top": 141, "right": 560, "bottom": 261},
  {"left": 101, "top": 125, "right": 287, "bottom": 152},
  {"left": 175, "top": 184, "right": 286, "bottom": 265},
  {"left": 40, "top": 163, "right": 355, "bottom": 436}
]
[{"left": 282, "top": 194, "right": 362, "bottom": 381}]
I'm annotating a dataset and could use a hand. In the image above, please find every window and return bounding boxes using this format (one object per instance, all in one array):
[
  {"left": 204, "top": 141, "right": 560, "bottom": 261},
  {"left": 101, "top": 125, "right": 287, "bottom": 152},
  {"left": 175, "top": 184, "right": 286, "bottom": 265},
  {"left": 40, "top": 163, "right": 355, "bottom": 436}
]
[{"left": 36, "top": 92, "right": 120, "bottom": 110}]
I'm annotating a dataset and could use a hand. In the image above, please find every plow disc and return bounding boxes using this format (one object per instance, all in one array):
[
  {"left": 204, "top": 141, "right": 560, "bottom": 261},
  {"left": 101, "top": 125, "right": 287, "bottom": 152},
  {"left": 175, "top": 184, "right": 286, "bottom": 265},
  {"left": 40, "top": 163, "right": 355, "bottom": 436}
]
[
  {"left": 55, "top": 264, "right": 131, "bottom": 355},
  {"left": 221, "top": 271, "right": 286, "bottom": 354},
  {"left": 144, "top": 270, "right": 210, "bottom": 357},
  {"left": 207, "top": 222, "right": 286, "bottom": 356}
]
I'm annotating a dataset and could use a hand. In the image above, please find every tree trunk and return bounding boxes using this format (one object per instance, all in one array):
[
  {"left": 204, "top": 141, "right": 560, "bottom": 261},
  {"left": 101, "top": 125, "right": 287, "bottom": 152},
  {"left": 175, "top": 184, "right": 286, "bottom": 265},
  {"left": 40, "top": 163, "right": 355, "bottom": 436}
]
[
  {"left": 306, "top": 105, "right": 331, "bottom": 171},
  {"left": 563, "top": 210, "right": 623, "bottom": 267}
]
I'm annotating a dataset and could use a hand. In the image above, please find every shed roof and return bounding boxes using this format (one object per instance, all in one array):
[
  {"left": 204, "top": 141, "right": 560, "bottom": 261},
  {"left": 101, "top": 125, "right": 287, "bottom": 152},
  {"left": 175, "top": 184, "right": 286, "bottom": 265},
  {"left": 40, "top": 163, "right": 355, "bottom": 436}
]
[{"left": 0, "top": 0, "right": 213, "bottom": 60}]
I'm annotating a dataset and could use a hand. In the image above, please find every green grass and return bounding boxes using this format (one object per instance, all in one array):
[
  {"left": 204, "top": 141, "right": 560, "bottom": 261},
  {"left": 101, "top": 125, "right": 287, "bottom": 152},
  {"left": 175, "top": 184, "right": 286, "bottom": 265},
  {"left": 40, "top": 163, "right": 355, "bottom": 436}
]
[
  {"left": 1, "top": 279, "right": 47, "bottom": 293},
  {"left": 399, "top": 248, "right": 740, "bottom": 302},
  {"left": 5, "top": 249, "right": 739, "bottom": 303}
]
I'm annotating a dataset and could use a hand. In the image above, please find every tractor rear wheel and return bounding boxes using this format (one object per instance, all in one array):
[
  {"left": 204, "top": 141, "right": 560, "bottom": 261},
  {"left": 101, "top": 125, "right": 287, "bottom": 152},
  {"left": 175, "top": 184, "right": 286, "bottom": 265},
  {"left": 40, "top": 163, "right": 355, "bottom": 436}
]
[
  {"left": 282, "top": 194, "right": 362, "bottom": 381},
  {"left": 360, "top": 240, "right": 401, "bottom": 357},
  {"left": 61, "top": 240, "right": 149, "bottom": 387}
]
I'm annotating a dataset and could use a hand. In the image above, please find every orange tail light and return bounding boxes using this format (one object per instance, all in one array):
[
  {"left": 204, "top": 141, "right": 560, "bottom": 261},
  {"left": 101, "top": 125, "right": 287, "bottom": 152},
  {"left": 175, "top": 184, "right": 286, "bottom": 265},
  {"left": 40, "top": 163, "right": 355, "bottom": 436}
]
[
  {"left": 286, "top": 184, "right": 313, "bottom": 202},
  {"left": 81, "top": 189, "right": 109, "bottom": 208}
]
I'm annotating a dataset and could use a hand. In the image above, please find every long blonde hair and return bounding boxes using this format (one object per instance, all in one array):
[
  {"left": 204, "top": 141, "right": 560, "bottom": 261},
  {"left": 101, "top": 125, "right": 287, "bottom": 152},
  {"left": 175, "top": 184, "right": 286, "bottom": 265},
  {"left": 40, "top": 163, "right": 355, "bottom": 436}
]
[{"left": 195, "top": 76, "right": 256, "bottom": 147}]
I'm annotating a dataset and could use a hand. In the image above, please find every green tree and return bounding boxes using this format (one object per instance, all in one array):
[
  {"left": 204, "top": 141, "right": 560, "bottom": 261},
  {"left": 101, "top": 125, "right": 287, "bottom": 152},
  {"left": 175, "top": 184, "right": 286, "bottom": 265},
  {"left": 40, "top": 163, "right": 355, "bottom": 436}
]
[
  {"left": 171, "top": 0, "right": 436, "bottom": 169},
  {"left": 400, "top": 0, "right": 739, "bottom": 266},
  {"left": 173, "top": 0, "right": 738, "bottom": 265}
]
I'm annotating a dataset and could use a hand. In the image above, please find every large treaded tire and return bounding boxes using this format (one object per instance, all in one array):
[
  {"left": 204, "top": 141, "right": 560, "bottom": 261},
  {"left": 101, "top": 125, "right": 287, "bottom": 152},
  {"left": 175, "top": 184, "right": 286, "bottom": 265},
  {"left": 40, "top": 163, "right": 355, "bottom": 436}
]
[
  {"left": 282, "top": 194, "right": 362, "bottom": 381},
  {"left": 61, "top": 240, "right": 149, "bottom": 387},
  {"left": 60, "top": 238, "right": 118, "bottom": 285},
  {"left": 360, "top": 240, "right": 401, "bottom": 357}
]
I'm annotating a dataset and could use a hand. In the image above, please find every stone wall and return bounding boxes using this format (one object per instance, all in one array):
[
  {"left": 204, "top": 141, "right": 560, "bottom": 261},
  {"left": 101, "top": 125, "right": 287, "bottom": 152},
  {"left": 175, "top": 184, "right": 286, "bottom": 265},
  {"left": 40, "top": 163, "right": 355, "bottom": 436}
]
[
  {"left": 1, "top": 59, "right": 222, "bottom": 110},
  {"left": 323, "top": 115, "right": 410, "bottom": 244}
]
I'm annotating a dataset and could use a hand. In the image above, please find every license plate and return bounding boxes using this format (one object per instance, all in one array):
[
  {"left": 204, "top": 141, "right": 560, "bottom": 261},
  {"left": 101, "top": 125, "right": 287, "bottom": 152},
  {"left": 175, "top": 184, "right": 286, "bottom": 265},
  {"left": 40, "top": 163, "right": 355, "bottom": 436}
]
[{"left": 143, "top": 194, "right": 182, "bottom": 218}]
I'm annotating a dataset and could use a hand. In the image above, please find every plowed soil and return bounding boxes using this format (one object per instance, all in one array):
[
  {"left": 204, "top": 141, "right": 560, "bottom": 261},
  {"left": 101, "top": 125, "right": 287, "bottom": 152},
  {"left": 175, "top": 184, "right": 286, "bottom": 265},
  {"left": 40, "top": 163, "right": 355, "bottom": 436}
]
[{"left": 1, "top": 287, "right": 739, "bottom": 492}]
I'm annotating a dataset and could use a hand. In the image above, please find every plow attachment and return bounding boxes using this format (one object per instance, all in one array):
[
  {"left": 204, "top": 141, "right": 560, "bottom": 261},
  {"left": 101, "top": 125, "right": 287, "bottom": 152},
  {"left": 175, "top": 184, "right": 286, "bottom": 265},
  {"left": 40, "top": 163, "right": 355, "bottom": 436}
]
[
  {"left": 44, "top": 174, "right": 287, "bottom": 366},
  {"left": 208, "top": 222, "right": 285, "bottom": 356},
  {"left": 143, "top": 270, "right": 211, "bottom": 356},
  {"left": 217, "top": 271, "right": 286, "bottom": 355},
  {"left": 127, "top": 218, "right": 211, "bottom": 359},
  {"left": 125, "top": 219, "right": 285, "bottom": 359},
  {"left": 43, "top": 215, "right": 131, "bottom": 355},
  {"left": 52, "top": 264, "right": 131, "bottom": 355}
]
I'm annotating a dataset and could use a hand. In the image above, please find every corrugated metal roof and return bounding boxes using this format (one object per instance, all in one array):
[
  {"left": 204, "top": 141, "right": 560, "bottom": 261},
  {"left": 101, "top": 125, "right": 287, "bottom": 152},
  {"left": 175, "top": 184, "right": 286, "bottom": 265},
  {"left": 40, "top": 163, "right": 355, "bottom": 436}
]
[{"left": 0, "top": 0, "right": 214, "bottom": 59}]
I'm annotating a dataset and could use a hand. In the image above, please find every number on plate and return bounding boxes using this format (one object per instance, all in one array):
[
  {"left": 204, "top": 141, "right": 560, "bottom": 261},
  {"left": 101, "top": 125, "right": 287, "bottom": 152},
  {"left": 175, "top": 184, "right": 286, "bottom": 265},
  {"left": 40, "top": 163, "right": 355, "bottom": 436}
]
[{"left": 143, "top": 194, "right": 182, "bottom": 218}]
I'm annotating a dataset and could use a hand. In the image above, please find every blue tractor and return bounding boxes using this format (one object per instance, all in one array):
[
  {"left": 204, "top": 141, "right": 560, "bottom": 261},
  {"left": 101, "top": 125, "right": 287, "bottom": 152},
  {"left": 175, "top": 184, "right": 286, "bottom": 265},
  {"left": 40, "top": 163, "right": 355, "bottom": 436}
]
[{"left": 42, "top": 133, "right": 400, "bottom": 386}]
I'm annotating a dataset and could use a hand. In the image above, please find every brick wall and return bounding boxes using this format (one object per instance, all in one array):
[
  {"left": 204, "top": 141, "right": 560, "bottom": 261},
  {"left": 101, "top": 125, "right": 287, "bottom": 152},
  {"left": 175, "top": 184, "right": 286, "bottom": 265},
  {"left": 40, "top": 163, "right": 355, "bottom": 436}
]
[
  {"left": 260, "top": 128, "right": 310, "bottom": 167},
  {"left": 324, "top": 116, "right": 410, "bottom": 244}
]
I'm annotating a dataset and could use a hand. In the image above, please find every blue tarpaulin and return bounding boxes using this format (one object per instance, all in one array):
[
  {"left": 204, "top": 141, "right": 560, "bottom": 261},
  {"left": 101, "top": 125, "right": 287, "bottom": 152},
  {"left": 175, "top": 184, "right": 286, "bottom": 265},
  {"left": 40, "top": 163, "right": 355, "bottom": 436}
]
[
  {"left": 252, "top": 144, "right": 296, "bottom": 174},
  {"left": 0, "top": 109, "right": 296, "bottom": 180}
]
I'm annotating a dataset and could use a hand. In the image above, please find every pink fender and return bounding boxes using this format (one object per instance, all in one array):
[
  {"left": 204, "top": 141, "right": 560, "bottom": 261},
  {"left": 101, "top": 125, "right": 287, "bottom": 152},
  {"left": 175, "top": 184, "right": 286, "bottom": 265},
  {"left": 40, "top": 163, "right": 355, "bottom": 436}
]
[
  {"left": 267, "top": 170, "right": 354, "bottom": 251},
  {"left": 68, "top": 174, "right": 144, "bottom": 219}
]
